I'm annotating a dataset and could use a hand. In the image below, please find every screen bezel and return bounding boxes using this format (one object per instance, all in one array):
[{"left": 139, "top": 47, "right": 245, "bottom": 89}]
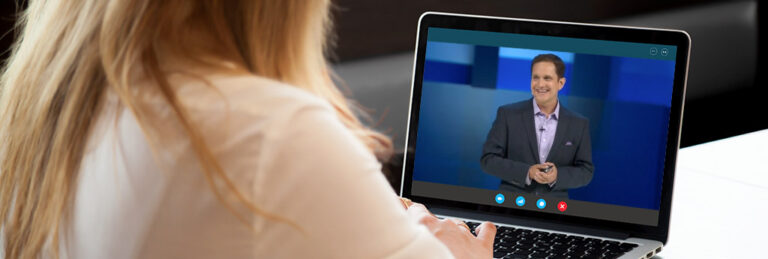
[{"left": 400, "top": 12, "right": 690, "bottom": 244}]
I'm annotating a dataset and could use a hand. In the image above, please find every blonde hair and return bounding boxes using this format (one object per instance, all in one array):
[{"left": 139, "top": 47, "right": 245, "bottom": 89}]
[{"left": 0, "top": 0, "right": 393, "bottom": 257}]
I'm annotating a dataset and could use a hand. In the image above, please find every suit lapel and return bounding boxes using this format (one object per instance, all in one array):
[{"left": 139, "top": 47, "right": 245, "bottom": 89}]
[
  {"left": 546, "top": 108, "right": 570, "bottom": 163},
  {"left": 522, "top": 99, "right": 540, "bottom": 163}
]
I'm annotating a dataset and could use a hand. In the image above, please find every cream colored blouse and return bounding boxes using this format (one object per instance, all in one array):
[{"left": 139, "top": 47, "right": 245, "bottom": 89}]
[{"left": 62, "top": 73, "right": 453, "bottom": 258}]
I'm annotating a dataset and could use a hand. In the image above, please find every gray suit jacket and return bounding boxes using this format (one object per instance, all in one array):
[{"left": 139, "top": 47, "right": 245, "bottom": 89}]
[{"left": 480, "top": 99, "right": 594, "bottom": 198}]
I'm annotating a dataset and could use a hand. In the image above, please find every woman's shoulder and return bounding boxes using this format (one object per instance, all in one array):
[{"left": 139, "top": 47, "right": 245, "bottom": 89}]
[
  {"left": 173, "top": 73, "right": 333, "bottom": 118},
  {"left": 160, "top": 73, "right": 340, "bottom": 156}
]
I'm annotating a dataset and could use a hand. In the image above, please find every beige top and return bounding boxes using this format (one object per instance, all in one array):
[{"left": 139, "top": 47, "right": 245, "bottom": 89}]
[{"left": 62, "top": 73, "right": 453, "bottom": 258}]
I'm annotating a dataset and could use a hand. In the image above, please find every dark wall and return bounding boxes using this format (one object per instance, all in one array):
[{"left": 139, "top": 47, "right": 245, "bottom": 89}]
[
  {"left": 0, "top": 0, "right": 753, "bottom": 64},
  {"left": 330, "top": 0, "right": 766, "bottom": 148},
  {"left": 1, "top": 0, "right": 763, "bottom": 149},
  {"left": 0, "top": 0, "right": 739, "bottom": 64},
  {"left": 331, "top": 0, "right": 726, "bottom": 62}
]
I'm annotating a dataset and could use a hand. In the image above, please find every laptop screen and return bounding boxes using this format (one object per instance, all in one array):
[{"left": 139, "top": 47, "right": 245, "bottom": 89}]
[{"left": 407, "top": 27, "right": 679, "bottom": 227}]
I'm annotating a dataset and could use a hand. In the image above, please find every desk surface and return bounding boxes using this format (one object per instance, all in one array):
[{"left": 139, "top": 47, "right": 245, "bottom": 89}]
[{"left": 656, "top": 129, "right": 768, "bottom": 258}]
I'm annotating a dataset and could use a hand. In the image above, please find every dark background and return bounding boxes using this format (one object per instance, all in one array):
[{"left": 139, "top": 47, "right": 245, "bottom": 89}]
[
  {"left": 2, "top": 0, "right": 764, "bottom": 156},
  {"left": 331, "top": 0, "right": 735, "bottom": 61},
  {"left": 328, "top": 0, "right": 766, "bottom": 148}
]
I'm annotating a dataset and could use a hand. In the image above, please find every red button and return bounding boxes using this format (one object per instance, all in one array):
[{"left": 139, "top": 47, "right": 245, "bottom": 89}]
[{"left": 558, "top": 201, "right": 567, "bottom": 212}]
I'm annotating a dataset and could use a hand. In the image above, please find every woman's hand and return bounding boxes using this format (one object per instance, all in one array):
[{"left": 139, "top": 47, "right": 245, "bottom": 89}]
[{"left": 406, "top": 202, "right": 496, "bottom": 259}]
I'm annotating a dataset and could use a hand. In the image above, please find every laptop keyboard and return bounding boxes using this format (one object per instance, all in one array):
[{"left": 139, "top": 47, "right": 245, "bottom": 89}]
[{"left": 464, "top": 221, "right": 639, "bottom": 259}]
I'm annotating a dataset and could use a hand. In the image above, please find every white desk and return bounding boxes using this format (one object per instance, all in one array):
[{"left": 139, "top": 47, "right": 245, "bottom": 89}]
[{"left": 655, "top": 129, "right": 768, "bottom": 258}]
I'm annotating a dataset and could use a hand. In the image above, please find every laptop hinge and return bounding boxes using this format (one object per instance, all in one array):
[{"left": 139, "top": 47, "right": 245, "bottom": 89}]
[{"left": 430, "top": 206, "right": 630, "bottom": 240}]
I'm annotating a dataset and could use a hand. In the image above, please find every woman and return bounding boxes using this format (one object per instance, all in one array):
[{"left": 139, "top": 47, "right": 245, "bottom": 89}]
[{"left": 0, "top": 0, "right": 496, "bottom": 258}]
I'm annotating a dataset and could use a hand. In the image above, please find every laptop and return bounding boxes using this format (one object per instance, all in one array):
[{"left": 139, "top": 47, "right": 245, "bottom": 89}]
[{"left": 400, "top": 12, "right": 690, "bottom": 259}]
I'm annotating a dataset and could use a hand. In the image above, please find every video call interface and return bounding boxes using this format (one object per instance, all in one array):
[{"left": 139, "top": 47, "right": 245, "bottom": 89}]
[{"left": 410, "top": 28, "right": 678, "bottom": 226}]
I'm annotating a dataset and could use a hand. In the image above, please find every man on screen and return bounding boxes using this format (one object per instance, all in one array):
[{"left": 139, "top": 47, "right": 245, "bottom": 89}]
[{"left": 481, "top": 54, "right": 593, "bottom": 198}]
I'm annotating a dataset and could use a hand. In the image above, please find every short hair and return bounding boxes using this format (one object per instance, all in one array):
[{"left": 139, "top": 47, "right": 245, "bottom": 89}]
[{"left": 531, "top": 54, "right": 566, "bottom": 79}]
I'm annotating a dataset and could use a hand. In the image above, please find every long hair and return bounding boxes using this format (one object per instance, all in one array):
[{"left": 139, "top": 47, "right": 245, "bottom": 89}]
[{"left": 0, "top": 0, "right": 393, "bottom": 258}]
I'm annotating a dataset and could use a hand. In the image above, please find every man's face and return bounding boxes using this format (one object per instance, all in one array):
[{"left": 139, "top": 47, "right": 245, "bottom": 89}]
[{"left": 530, "top": 61, "right": 565, "bottom": 105}]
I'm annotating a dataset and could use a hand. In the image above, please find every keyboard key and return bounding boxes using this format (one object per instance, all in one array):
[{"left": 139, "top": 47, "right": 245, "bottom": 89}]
[
  {"left": 552, "top": 243, "right": 571, "bottom": 251},
  {"left": 581, "top": 253, "right": 601, "bottom": 259},
  {"left": 563, "top": 250, "right": 584, "bottom": 258},
  {"left": 517, "top": 238, "right": 535, "bottom": 246},
  {"left": 620, "top": 242, "right": 638, "bottom": 247},
  {"left": 499, "top": 239, "right": 517, "bottom": 247},
  {"left": 585, "top": 237, "right": 601, "bottom": 243},
  {"left": 514, "top": 244, "right": 533, "bottom": 251},
  {"left": 535, "top": 240, "right": 553, "bottom": 248},
  {"left": 619, "top": 243, "right": 638, "bottom": 252},
  {"left": 548, "top": 249, "right": 569, "bottom": 257},
  {"left": 540, "top": 235, "right": 556, "bottom": 242},
  {"left": 499, "top": 226, "right": 516, "bottom": 232},
  {"left": 514, "top": 242, "right": 534, "bottom": 251},
  {"left": 530, "top": 245, "right": 549, "bottom": 253},
  {"left": 502, "top": 254, "right": 528, "bottom": 259},
  {"left": 603, "top": 245, "right": 622, "bottom": 253},
  {"left": 570, "top": 245, "right": 589, "bottom": 253},
  {"left": 496, "top": 246, "right": 514, "bottom": 253},
  {"left": 602, "top": 251, "right": 624, "bottom": 259},
  {"left": 513, "top": 245, "right": 533, "bottom": 253},
  {"left": 570, "top": 241, "right": 589, "bottom": 248},
  {"left": 511, "top": 249, "right": 532, "bottom": 256},
  {"left": 549, "top": 251, "right": 567, "bottom": 258},
  {"left": 493, "top": 251, "right": 508, "bottom": 258},
  {"left": 551, "top": 237, "right": 568, "bottom": 245}
]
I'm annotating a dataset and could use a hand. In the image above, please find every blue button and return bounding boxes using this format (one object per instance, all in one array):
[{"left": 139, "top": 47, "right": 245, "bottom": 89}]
[
  {"left": 515, "top": 196, "right": 526, "bottom": 207},
  {"left": 495, "top": 193, "right": 505, "bottom": 204},
  {"left": 536, "top": 199, "right": 547, "bottom": 209}
]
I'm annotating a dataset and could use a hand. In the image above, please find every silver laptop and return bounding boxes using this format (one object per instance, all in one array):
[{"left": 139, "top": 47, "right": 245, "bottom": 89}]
[{"left": 400, "top": 12, "right": 690, "bottom": 259}]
